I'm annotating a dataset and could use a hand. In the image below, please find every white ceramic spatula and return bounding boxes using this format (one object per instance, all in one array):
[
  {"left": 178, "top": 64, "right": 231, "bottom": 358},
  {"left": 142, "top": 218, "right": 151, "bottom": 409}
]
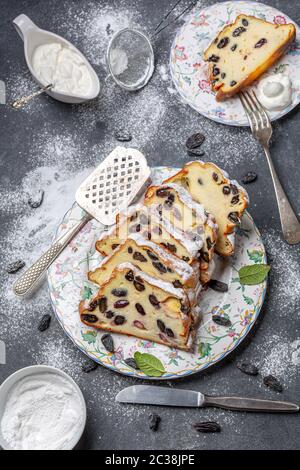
[{"left": 13, "top": 146, "right": 151, "bottom": 297}]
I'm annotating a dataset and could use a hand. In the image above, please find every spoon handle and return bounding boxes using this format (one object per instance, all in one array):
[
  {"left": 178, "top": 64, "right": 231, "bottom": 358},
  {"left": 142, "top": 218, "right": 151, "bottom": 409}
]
[{"left": 11, "top": 83, "right": 53, "bottom": 109}]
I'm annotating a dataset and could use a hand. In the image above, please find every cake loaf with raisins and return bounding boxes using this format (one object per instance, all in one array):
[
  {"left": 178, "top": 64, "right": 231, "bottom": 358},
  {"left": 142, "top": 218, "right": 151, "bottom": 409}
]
[
  {"left": 89, "top": 233, "right": 200, "bottom": 290},
  {"left": 143, "top": 183, "right": 218, "bottom": 282},
  {"left": 80, "top": 263, "right": 198, "bottom": 351},
  {"left": 164, "top": 161, "right": 248, "bottom": 256},
  {"left": 204, "top": 14, "right": 296, "bottom": 101}
]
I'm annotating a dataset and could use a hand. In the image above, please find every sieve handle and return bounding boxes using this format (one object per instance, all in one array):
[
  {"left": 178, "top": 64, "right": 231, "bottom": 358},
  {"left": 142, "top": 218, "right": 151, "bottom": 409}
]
[{"left": 13, "top": 213, "right": 92, "bottom": 297}]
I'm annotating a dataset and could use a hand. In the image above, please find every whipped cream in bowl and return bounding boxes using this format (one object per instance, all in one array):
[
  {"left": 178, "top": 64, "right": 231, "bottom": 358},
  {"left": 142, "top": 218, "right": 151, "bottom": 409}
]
[
  {"left": 257, "top": 73, "right": 292, "bottom": 111},
  {"left": 0, "top": 365, "right": 86, "bottom": 450}
]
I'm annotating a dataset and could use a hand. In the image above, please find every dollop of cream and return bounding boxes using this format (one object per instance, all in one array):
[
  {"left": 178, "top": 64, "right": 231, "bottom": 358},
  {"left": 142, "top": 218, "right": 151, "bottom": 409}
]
[{"left": 257, "top": 74, "right": 292, "bottom": 111}]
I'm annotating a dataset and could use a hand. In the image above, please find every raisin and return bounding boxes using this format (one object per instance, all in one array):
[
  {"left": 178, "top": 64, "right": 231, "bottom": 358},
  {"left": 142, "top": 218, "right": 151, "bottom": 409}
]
[
  {"left": 38, "top": 314, "right": 51, "bottom": 332},
  {"left": 135, "top": 303, "right": 146, "bottom": 315},
  {"left": 156, "top": 188, "right": 171, "bottom": 198},
  {"left": 187, "top": 148, "right": 205, "bottom": 157},
  {"left": 232, "top": 26, "right": 246, "bottom": 37},
  {"left": 182, "top": 256, "right": 190, "bottom": 262},
  {"left": 180, "top": 303, "right": 190, "bottom": 314},
  {"left": 115, "top": 315, "right": 126, "bottom": 325},
  {"left": 125, "top": 270, "right": 134, "bottom": 282},
  {"left": 129, "top": 224, "right": 141, "bottom": 233},
  {"left": 112, "top": 288, "right": 127, "bottom": 297},
  {"left": 164, "top": 198, "right": 173, "bottom": 209},
  {"left": 221, "top": 72, "right": 226, "bottom": 79},
  {"left": 147, "top": 250, "right": 158, "bottom": 261},
  {"left": 82, "top": 314, "right": 98, "bottom": 323},
  {"left": 206, "top": 237, "right": 213, "bottom": 250},
  {"left": 112, "top": 243, "right": 119, "bottom": 250},
  {"left": 124, "top": 357, "right": 139, "bottom": 369},
  {"left": 153, "top": 225, "right": 163, "bottom": 236},
  {"left": 198, "top": 178, "right": 203, "bottom": 185},
  {"left": 153, "top": 261, "right": 167, "bottom": 273},
  {"left": 128, "top": 246, "right": 133, "bottom": 253},
  {"left": 114, "top": 300, "right": 129, "bottom": 308},
  {"left": 173, "top": 280, "right": 183, "bottom": 288},
  {"left": 114, "top": 130, "right": 132, "bottom": 142},
  {"left": 101, "top": 333, "right": 114, "bottom": 353},
  {"left": 149, "top": 413, "right": 161, "bottom": 431},
  {"left": 193, "top": 421, "right": 221, "bottom": 433},
  {"left": 230, "top": 184, "right": 238, "bottom": 195},
  {"left": 222, "top": 185, "right": 231, "bottom": 195},
  {"left": 134, "top": 320, "right": 146, "bottom": 329},
  {"left": 186, "top": 132, "right": 205, "bottom": 149},
  {"left": 99, "top": 297, "right": 107, "bottom": 313},
  {"left": 230, "top": 80, "right": 237, "bottom": 87},
  {"left": 134, "top": 280, "right": 145, "bottom": 292},
  {"left": 162, "top": 242, "right": 176, "bottom": 253},
  {"left": 207, "top": 279, "right": 228, "bottom": 293},
  {"left": 242, "top": 18, "right": 249, "bottom": 26},
  {"left": 237, "top": 361, "right": 258, "bottom": 376},
  {"left": 28, "top": 189, "right": 44, "bottom": 208},
  {"left": 231, "top": 195, "right": 239, "bottom": 204},
  {"left": 231, "top": 44, "right": 237, "bottom": 51},
  {"left": 157, "top": 319, "right": 166, "bottom": 333},
  {"left": 88, "top": 300, "right": 98, "bottom": 311},
  {"left": 228, "top": 212, "right": 239, "bottom": 223},
  {"left": 212, "top": 172, "right": 219, "bottom": 182},
  {"left": 201, "top": 252, "right": 209, "bottom": 263},
  {"left": 212, "top": 314, "right": 232, "bottom": 327},
  {"left": 244, "top": 55, "right": 248, "bottom": 60},
  {"left": 166, "top": 328, "right": 175, "bottom": 338},
  {"left": 255, "top": 38, "right": 267, "bottom": 48},
  {"left": 82, "top": 361, "right": 98, "bottom": 373},
  {"left": 149, "top": 295, "right": 160, "bottom": 308},
  {"left": 6, "top": 259, "right": 25, "bottom": 273},
  {"left": 133, "top": 251, "right": 147, "bottom": 262},
  {"left": 241, "top": 171, "right": 257, "bottom": 184},
  {"left": 105, "top": 310, "right": 114, "bottom": 319},
  {"left": 217, "top": 37, "right": 229, "bottom": 48},
  {"left": 208, "top": 54, "right": 219, "bottom": 63},
  {"left": 263, "top": 375, "right": 283, "bottom": 392},
  {"left": 213, "top": 66, "right": 220, "bottom": 77},
  {"left": 130, "top": 212, "right": 138, "bottom": 221}
]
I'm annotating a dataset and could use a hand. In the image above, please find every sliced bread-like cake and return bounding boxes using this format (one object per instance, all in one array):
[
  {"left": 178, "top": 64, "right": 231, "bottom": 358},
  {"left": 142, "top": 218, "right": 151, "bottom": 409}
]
[
  {"left": 204, "top": 14, "right": 296, "bottom": 100},
  {"left": 80, "top": 263, "right": 198, "bottom": 351},
  {"left": 164, "top": 161, "right": 248, "bottom": 257}
]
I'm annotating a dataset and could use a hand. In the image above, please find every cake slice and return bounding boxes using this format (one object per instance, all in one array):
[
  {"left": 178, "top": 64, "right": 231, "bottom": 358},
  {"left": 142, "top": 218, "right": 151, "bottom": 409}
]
[
  {"left": 164, "top": 161, "right": 248, "bottom": 256},
  {"left": 80, "top": 263, "right": 198, "bottom": 351},
  {"left": 89, "top": 233, "right": 199, "bottom": 289},
  {"left": 143, "top": 183, "right": 218, "bottom": 280},
  {"left": 204, "top": 14, "right": 296, "bottom": 100}
]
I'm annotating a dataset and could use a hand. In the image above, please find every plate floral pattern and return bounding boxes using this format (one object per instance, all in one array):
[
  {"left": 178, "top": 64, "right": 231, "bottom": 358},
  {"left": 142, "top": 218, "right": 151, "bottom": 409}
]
[
  {"left": 170, "top": 0, "right": 300, "bottom": 126},
  {"left": 48, "top": 167, "right": 267, "bottom": 380}
]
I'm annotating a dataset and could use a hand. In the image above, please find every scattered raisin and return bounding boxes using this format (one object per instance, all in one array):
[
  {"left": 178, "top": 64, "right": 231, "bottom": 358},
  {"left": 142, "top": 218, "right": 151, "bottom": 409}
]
[
  {"left": 186, "top": 132, "right": 205, "bottom": 150},
  {"left": 255, "top": 38, "right": 267, "bottom": 48},
  {"left": 135, "top": 303, "right": 146, "bottom": 315},
  {"left": 263, "top": 375, "right": 283, "bottom": 392},
  {"left": 149, "top": 413, "right": 161, "bottom": 431},
  {"left": 114, "top": 130, "right": 132, "bottom": 142},
  {"left": 82, "top": 361, "right": 98, "bottom": 373},
  {"left": 124, "top": 357, "right": 139, "bottom": 369},
  {"left": 217, "top": 37, "right": 229, "bottom": 48},
  {"left": 112, "top": 288, "right": 127, "bottom": 297},
  {"left": 230, "top": 80, "right": 237, "bottom": 87},
  {"left": 207, "top": 279, "right": 228, "bottom": 293},
  {"left": 241, "top": 171, "right": 257, "bottom": 184},
  {"left": 134, "top": 280, "right": 145, "bottom": 292},
  {"left": 149, "top": 294, "right": 160, "bottom": 308},
  {"left": 212, "top": 314, "right": 232, "bottom": 327},
  {"left": 156, "top": 188, "right": 171, "bottom": 198},
  {"left": 82, "top": 314, "right": 98, "bottom": 323},
  {"left": 187, "top": 148, "right": 205, "bottom": 157},
  {"left": 125, "top": 270, "right": 134, "bottom": 282},
  {"left": 228, "top": 212, "right": 239, "bottom": 223},
  {"left": 157, "top": 319, "right": 166, "bottom": 333},
  {"left": 28, "top": 189, "right": 44, "bottom": 208},
  {"left": 208, "top": 54, "right": 219, "bottom": 63},
  {"left": 193, "top": 421, "right": 221, "bottom": 433},
  {"left": 114, "top": 315, "right": 126, "bottom": 325},
  {"left": 222, "top": 185, "right": 231, "bottom": 195},
  {"left": 237, "top": 361, "right": 259, "bottom": 376},
  {"left": 38, "top": 314, "right": 51, "bottom": 332},
  {"left": 6, "top": 259, "right": 25, "bottom": 274},
  {"left": 114, "top": 300, "right": 129, "bottom": 309},
  {"left": 133, "top": 251, "right": 147, "bottom": 262},
  {"left": 101, "top": 333, "right": 114, "bottom": 353},
  {"left": 232, "top": 26, "right": 246, "bottom": 37},
  {"left": 153, "top": 261, "right": 167, "bottom": 273}
]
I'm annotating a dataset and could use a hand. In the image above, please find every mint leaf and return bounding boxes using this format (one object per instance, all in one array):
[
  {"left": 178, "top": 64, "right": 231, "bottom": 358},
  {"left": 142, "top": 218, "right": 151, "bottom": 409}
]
[
  {"left": 82, "top": 330, "right": 97, "bottom": 344},
  {"left": 82, "top": 285, "right": 93, "bottom": 300},
  {"left": 134, "top": 352, "right": 166, "bottom": 377},
  {"left": 247, "top": 249, "right": 264, "bottom": 264},
  {"left": 198, "top": 342, "right": 212, "bottom": 358},
  {"left": 239, "top": 264, "right": 270, "bottom": 285}
]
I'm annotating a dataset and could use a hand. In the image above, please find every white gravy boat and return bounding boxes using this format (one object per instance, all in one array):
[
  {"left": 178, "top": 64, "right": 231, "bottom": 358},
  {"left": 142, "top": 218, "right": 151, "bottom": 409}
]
[{"left": 13, "top": 14, "right": 100, "bottom": 104}]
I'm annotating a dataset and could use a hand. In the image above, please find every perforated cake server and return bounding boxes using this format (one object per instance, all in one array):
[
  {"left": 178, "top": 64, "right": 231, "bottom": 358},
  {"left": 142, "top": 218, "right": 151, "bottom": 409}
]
[{"left": 13, "top": 147, "right": 151, "bottom": 297}]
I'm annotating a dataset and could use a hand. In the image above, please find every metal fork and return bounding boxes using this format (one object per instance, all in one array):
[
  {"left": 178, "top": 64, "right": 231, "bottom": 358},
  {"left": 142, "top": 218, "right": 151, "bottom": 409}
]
[{"left": 240, "top": 89, "right": 300, "bottom": 245}]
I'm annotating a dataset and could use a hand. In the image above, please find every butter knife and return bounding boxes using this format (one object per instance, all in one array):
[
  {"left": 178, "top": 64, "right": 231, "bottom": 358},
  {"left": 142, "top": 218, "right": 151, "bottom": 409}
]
[{"left": 116, "top": 385, "right": 299, "bottom": 413}]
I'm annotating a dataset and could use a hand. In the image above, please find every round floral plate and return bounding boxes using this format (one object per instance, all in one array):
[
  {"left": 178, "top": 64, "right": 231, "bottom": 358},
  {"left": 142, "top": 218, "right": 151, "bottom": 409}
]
[
  {"left": 170, "top": 0, "right": 300, "bottom": 126},
  {"left": 48, "top": 167, "right": 267, "bottom": 380}
]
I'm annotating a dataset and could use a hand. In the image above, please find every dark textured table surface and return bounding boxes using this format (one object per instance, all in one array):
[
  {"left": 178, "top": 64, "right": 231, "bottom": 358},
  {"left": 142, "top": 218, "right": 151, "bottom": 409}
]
[{"left": 1, "top": 0, "right": 300, "bottom": 450}]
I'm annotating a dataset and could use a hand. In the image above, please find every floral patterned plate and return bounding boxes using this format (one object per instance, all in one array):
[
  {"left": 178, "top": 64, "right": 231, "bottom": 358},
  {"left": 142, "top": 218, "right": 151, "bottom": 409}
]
[
  {"left": 48, "top": 167, "right": 267, "bottom": 380},
  {"left": 170, "top": 0, "right": 300, "bottom": 126}
]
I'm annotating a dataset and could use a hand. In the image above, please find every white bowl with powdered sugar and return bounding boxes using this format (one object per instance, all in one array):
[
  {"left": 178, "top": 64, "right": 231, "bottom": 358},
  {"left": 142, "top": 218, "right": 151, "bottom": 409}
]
[{"left": 0, "top": 365, "right": 86, "bottom": 450}]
